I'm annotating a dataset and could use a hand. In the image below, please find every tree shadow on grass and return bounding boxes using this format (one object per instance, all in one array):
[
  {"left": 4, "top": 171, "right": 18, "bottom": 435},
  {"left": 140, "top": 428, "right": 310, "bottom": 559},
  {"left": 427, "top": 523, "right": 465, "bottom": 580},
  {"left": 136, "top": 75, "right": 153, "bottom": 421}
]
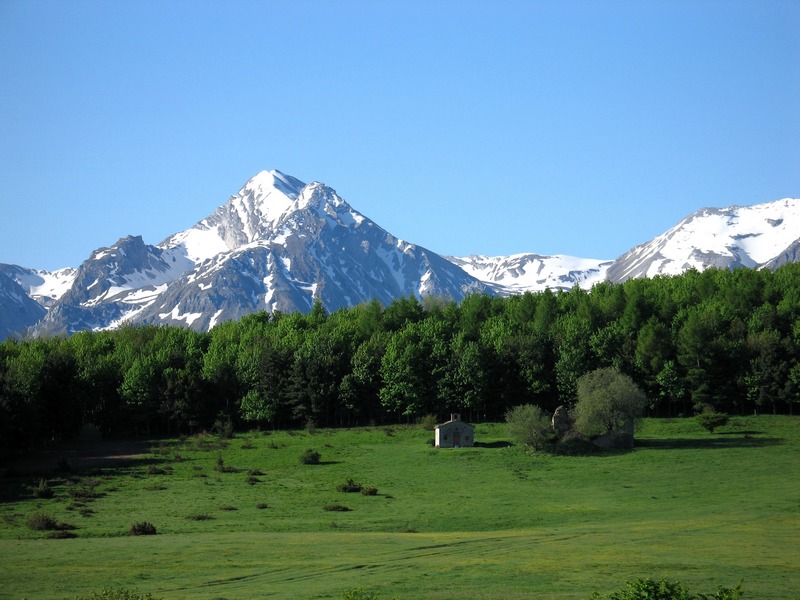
[
  {"left": 636, "top": 435, "right": 783, "bottom": 450},
  {"left": 473, "top": 441, "right": 514, "bottom": 449},
  {"left": 0, "top": 438, "right": 168, "bottom": 504}
]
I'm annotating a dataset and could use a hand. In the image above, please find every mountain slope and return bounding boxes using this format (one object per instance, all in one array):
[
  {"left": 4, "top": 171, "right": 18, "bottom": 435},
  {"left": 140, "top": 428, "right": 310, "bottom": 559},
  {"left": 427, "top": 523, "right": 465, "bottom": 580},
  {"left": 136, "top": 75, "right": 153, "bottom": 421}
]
[
  {"left": 448, "top": 253, "right": 613, "bottom": 293},
  {"left": 0, "top": 271, "right": 46, "bottom": 339},
  {"left": 605, "top": 198, "right": 800, "bottom": 282},
  {"left": 0, "top": 264, "right": 77, "bottom": 308},
  {"left": 30, "top": 171, "right": 491, "bottom": 335}
]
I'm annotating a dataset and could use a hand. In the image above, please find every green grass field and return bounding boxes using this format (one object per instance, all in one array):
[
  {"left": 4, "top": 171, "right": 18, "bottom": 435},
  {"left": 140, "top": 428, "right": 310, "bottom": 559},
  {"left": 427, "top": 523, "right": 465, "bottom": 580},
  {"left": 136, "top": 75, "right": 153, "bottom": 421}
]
[{"left": 1, "top": 416, "right": 798, "bottom": 599}]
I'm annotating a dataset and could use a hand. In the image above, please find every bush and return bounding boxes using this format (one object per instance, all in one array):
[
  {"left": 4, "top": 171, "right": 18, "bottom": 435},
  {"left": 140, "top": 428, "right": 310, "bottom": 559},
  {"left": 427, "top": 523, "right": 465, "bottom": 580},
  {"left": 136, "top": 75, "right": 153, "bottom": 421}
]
[
  {"left": 336, "top": 477, "right": 362, "bottom": 493},
  {"left": 245, "top": 475, "right": 260, "bottom": 485},
  {"left": 417, "top": 414, "right": 438, "bottom": 430},
  {"left": 128, "top": 521, "right": 157, "bottom": 536},
  {"left": 361, "top": 486, "right": 378, "bottom": 496},
  {"left": 214, "top": 454, "right": 237, "bottom": 473},
  {"left": 255, "top": 502, "right": 269, "bottom": 509},
  {"left": 67, "top": 478, "right": 102, "bottom": 501},
  {"left": 324, "top": 504, "right": 351, "bottom": 512},
  {"left": 27, "top": 512, "right": 75, "bottom": 532},
  {"left": 592, "top": 578, "right": 692, "bottom": 600},
  {"left": 33, "top": 478, "right": 54, "bottom": 499},
  {"left": 299, "top": 448, "right": 321, "bottom": 465},
  {"left": 574, "top": 368, "right": 646, "bottom": 439},
  {"left": 505, "top": 404, "right": 553, "bottom": 451},
  {"left": 592, "top": 577, "right": 744, "bottom": 600},
  {"left": 696, "top": 412, "right": 729, "bottom": 433},
  {"left": 186, "top": 513, "right": 214, "bottom": 521},
  {"left": 212, "top": 413, "right": 234, "bottom": 439}
]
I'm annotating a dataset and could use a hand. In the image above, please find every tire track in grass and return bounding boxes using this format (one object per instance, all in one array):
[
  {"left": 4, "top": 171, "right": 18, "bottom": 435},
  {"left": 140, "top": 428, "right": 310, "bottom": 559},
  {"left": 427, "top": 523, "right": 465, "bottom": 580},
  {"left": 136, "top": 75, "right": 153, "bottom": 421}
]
[{"left": 187, "top": 530, "right": 575, "bottom": 593}]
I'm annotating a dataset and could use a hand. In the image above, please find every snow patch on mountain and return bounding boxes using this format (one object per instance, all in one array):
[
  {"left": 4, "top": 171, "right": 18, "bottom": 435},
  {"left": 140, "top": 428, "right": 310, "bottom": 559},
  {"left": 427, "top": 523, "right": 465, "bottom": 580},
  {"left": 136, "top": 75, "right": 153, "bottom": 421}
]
[
  {"left": 449, "top": 253, "right": 613, "bottom": 293},
  {"left": 0, "top": 265, "right": 77, "bottom": 305}
]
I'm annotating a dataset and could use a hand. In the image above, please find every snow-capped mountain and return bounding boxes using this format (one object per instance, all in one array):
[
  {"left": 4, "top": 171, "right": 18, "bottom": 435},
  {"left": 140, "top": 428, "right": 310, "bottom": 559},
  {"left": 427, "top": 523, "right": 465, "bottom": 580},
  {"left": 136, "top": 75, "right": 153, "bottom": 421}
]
[
  {"left": 0, "top": 271, "right": 46, "bottom": 339},
  {"left": 27, "top": 170, "right": 491, "bottom": 336},
  {"left": 0, "top": 264, "right": 77, "bottom": 308},
  {"left": 605, "top": 198, "right": 800, "bottom": 282},
  {"left": 1, "top": 168, "right": 798, "bottom": 341},
  {"left": 448, "top": 253, "right": 613, "bottom": 294}
]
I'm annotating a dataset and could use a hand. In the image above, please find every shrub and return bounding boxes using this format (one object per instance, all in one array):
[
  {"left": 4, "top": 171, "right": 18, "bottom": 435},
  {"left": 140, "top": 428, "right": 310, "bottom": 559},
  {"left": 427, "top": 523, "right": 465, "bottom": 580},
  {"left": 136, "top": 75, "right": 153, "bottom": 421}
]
[
  {"left": 33, "top": 478, "right": 54, "bottom": 499},
  {"left": 417, "top": 414, "right": 439, "bottom": 430},
  {"left": 299, "top": 448, "right": 321, "bottom": 465},
  {"left": 219, "top": 505, "right": 238, "bottom": 511},
  {"left": 505, "top": 404, "right": 554, "bottom": 451},
  {"left": 574, "top": 368, "right": 646, "bottom": 439},
  {"left": 592, "top": 577, "right": 744, "bottom": 600},
  {"left": 245, "top": 475, "right": 260, "bottom": 485},
  {"left": 186, "top": 513, "right": 214, "bottom": 521},
  {"left": 214, "top": 454, "right": 237, "bottom": 473},
  {"left": 696, "top": 412, "right": 729, "bottom": 433},
  {"left": 67, "top": 479, "right": 102, "bottom": 501},
  {"left": 361, "top": 486, "right": 378, "bottom": 496},
  {"left": 255, "top": 502, "right": 269, "bottom": 509},
  {"left": 247, "top": 469, "right": 265, "bottom": 476},
  {"left": 336, "top": 478, "right": 362, "bottom": 493},
  {"left": 324, "top": 504, "right": 351, "bottom": 512},
  {"left": 27, "top": 512, "right": 75, "bottom": 531},
  {"left": 128, "top": 521, "right": 157, "bottom": 536},
  {"left": 212, "top": 413, "right": 234, "bottom": 439}
]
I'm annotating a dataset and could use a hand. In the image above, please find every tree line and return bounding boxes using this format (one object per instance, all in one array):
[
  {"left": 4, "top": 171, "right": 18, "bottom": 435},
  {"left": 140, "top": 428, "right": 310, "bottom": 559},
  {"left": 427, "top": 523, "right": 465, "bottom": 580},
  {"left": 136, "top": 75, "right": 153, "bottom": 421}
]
[{"left": 1, "top": 264, "right": 799, "bottom": 459}]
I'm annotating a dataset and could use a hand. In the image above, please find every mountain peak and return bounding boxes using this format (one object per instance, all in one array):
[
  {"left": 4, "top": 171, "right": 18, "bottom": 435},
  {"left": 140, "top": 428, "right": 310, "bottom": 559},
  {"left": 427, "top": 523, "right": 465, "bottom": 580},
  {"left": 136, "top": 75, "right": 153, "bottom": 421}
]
[{"left": 243, "top": 170, "right": 305, "bottom": 200}]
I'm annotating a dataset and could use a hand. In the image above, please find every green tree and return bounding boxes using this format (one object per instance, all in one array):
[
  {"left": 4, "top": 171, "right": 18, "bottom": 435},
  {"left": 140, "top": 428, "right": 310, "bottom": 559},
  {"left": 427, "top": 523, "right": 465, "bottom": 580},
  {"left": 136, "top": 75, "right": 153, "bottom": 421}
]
[
  {"left": 573, "top": 367, "right": 647, "bottom": 438},
  {"left": 379, "top": 322, "right": 437, "bottom": 418},
  {"left": 505, "top": 404, "right": 553, "bottom": 450}
]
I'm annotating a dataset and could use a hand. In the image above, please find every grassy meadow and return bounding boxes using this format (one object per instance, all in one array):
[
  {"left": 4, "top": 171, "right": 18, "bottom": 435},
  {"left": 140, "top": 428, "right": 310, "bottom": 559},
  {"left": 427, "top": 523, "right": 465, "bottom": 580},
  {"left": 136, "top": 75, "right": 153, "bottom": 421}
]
[{"left": 1, "top": 416, "right": 798, "bottom": 599}]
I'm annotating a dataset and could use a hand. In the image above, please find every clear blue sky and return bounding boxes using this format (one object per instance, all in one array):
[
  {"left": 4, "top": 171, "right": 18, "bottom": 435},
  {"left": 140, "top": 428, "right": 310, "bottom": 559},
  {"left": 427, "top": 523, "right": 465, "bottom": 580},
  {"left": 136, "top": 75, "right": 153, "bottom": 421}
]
[{"left": 1, "top": 0, "right": 798, "bottom": 271}]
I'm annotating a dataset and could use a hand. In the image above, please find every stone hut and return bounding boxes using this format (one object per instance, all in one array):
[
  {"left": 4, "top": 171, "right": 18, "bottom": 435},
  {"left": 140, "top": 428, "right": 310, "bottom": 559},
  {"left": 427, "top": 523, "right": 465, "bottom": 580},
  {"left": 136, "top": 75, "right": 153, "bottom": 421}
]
[{"left": 434, "top": 414, "right": 474, "bottom": 448}]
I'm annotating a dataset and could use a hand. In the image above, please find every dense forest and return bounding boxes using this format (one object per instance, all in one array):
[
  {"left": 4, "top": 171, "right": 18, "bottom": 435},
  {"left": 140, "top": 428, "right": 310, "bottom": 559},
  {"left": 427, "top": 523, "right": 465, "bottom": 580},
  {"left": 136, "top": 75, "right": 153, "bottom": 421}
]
[{"left": 1, "top": 265, "right": 799, "bottom": 460}]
